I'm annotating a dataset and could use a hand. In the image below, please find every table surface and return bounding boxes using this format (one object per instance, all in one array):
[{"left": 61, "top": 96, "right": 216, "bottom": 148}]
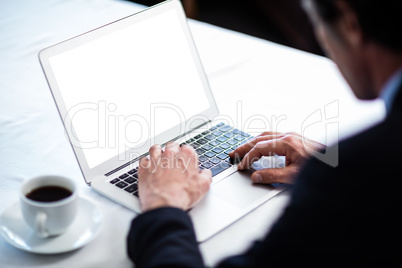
[{"left": 0, "top": 0, "right": 385, "bottom": 267}]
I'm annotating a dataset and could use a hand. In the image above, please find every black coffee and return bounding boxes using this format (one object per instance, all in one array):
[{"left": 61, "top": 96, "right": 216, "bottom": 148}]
[{"left": 26, "top": 186, "right": 72, "bottom": 202}]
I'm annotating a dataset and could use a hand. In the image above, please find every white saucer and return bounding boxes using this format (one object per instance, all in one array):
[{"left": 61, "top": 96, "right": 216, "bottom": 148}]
[{"left": 0, "top": 197, "right": 103, "bottom": 254}]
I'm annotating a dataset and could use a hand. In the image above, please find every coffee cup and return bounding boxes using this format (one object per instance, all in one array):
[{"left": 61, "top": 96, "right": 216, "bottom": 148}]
[{"left": 19, "top": 175, "right": 78, "bottom": 238}]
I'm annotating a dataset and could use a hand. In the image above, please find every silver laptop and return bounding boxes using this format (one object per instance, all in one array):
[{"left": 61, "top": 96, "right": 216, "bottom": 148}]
[{"left": 39, "top": 0, "right": 284, "bottom": 242}]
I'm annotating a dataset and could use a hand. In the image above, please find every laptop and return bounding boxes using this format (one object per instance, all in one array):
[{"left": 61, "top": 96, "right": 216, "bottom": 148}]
[{"left": 39, "top": 0, "right": 285, "bottom": 242}]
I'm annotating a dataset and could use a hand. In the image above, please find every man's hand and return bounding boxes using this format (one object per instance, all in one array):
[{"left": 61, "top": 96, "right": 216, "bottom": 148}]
[
  {"left": 138, "top": 142, "right": 212, "bottom": 212},
  {"left": 229, "top": 132, "right": 325, "bottom": 185}
]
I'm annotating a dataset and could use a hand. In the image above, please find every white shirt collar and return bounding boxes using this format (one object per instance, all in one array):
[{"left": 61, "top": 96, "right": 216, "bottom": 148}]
[{"left": 380, "top": 67, "right": 402, "bottom": 114}]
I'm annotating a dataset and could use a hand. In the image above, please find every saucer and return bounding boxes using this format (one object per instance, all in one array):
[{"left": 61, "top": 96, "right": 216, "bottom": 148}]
[{"left": 0, "top": 197, "right": 103, "bottom": 254}]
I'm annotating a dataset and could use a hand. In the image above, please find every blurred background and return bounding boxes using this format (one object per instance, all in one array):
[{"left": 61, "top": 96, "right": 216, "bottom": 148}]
[{"left": 126, "top": 0, "right": 324, "bottom": 56}]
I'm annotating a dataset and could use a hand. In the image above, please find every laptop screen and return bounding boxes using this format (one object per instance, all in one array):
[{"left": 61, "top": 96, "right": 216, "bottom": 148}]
[{"left": 47, "top": 8, "right": 210, "bottom": 169}]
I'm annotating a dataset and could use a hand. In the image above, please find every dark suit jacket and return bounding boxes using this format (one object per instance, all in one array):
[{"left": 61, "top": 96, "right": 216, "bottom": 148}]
[{"left": 127, "top": 85, "right": 402, "bottom": 267}]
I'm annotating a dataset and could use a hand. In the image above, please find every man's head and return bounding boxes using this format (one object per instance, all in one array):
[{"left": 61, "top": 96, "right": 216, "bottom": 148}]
[{"left": 302, "top": 0, "right": 402, "bottom": 100}]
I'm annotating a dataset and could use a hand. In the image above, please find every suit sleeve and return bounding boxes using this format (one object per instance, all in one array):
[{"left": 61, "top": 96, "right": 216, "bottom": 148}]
[
  {"left": 127, "top": 207, "right": 205, "bottom": 268},
  {"left": 127, "top": 135, "right": 400, "bottom": 267},
  {"left": 126, "top": 158, "right": 340, "bottom": 267},
  {"left": 126, "top": 158, "right": 332, "bottom": 268}
]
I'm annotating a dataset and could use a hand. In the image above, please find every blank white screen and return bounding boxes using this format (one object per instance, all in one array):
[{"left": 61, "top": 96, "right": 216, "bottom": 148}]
[{"left": 49, "top": 9, "right": 210, "bottom": 168}]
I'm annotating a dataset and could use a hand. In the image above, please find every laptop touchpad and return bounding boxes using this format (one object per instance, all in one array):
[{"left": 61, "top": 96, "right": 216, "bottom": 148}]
[{"left": 210, "top": 171, "right": 275, "bottom": 209}]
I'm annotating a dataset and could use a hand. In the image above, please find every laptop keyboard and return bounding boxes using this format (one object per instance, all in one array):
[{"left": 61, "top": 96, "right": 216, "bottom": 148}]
[{"left": 109, "top": 123, "right": 253, "bottom": 197}]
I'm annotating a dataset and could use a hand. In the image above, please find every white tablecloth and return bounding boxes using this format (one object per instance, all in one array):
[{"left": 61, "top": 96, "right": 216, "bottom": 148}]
[{"left": 0, "top": 0, "right": 385, "bottom": 267}]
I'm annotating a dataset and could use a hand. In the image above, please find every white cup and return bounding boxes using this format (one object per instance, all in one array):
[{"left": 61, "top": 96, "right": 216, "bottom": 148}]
[{"left": 19, "top": 175, "right": 78, "bottom": 238}]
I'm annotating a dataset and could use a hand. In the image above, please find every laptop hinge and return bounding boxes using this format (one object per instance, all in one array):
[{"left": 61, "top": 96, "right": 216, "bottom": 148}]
[{"left": 104, "top": 120, "right": 212, "bottom": 177}]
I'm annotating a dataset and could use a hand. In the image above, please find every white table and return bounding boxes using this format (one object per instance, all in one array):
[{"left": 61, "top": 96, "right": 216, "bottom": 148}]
[{"left": 0, "top": 0, "right": 385, "bottom": 267}]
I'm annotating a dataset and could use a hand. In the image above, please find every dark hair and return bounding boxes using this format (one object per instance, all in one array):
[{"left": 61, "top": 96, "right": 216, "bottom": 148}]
[{"left": 313, "top": 0, "right": 402, "bottom": 51}]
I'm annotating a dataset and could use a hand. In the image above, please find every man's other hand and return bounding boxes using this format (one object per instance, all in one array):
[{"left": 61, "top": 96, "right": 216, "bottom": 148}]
[{"left": 229, "top": 132, "right": 325, "bottom": 185}]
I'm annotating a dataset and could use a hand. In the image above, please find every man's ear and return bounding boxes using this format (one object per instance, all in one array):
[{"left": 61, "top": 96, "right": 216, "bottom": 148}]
[{"left": 335, "top": 0, "right": 365, "bottom": 49}]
